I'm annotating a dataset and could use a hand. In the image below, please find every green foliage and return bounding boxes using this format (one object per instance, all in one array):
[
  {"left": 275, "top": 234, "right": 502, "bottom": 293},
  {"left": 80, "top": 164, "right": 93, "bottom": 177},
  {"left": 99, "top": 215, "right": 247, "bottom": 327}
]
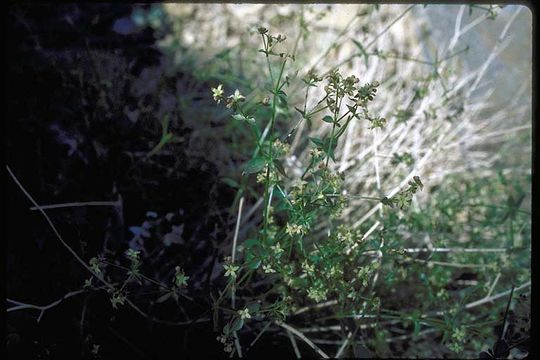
[
  {"left": 204, "top": 17, "right": 529, "bottom": 356},
  {"left": 209, "top": 26, "right": 431, "bottom": 356}
]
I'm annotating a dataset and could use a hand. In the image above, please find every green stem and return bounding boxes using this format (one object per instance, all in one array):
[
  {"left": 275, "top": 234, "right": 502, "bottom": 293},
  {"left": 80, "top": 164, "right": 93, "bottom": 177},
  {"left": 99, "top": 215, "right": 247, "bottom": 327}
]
[
  {"left": 262, "top": 58, "right": 288, "bottom": 243},
  {"left": 215, "top": 269, "right": 254, "bottom": 308}
]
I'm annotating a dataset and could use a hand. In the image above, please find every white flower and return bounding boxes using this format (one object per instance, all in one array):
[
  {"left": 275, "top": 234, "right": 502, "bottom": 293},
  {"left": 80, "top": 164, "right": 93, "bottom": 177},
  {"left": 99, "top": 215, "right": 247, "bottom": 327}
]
[
  {"left": 301, "top": 261, "right": 314, "bottom": 274},
  {"left": 285, "top": 223, "right": 303, "bottom": 236},
  {"left": 212, "top": 84, "right": 224, "bottom": 103},
  {"left": 307, "top": 287, "right": 327, "bottom": 302},
  {"left": 295, "top": 180, "right": 308, "bottom": 191},
  {"left": 228, "top": 89, "right": 245, "bottom": 103},
  {"left": 310, "top": 148, "right": 323, "bottom": 158},
  {"left": 271, "top": 243, "right": 284, "bottom": 256},
  {"left": 238, "top": 308, "right": 251, "bottom": 320},
  {"left": 224, "top": 263, "right": 239, "bottom": 278}
]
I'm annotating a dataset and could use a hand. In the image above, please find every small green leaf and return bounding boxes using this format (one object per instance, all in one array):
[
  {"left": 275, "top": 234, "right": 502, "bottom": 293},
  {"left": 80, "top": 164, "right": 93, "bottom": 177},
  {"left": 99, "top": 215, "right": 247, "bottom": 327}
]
[
  {"left": 346, "top": 105, "right": 357, "bottom": 114},
  {"left": 232, "top": 113, "right": 256, "bottom": 124},
  {"left": 309, "top": 137, "right": 325, "bottom": 147},
  {"left": 223, "top": 323, "right": 231, "bottom": 336},
  {"left": 352, "top": 39, "right": 370, "bottom": 66},
  {"left": 156, "top": 292, "right": 173, "bottom": 304},
  {"left": 230, "top": 317, "right": 244, "bottom": 332},
  {"left": 322, "top": 115, "right": 334, "bottom": 123},
  {"left": 247, "top": 302, "right": 261, "bottom": 314},
  {"left": 244, "top": 157, "right": 267, "bottom": 174},
  {"left": 222, "top": 177, "right": 240, "bottom": 188},
  {"left": 246, "top": 258, "right": 261, "bottom": 270},
  {"left": 413, "top": 320, "right": 420, "bottom": 338},
  {"left": 413, "top": 176, "right": 424, "bottom": 190},
  {"left": 242, "top": 239, "right": 260, "bottom": 249}
]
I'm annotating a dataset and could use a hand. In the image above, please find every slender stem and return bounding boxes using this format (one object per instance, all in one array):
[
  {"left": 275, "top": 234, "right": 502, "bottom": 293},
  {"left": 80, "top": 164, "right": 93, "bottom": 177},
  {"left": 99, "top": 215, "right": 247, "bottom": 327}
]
[
  {"left": 497, "top": 284, "right": 515, "bottom": 344},
  {"left": 287, "top": 329, "right": 301, "bottom": 359},
  {"left": 29, "top": 200, "right": 119, "bottom": 211},
  {"left": 262, "top": 57, "right": 287, "bottom": 243},
  {"left": 276, "top": 321, "right": 330, "bottom": 358},
  {"left": 231, "top": 196, "right": 245, "bottom": 309},
  {"left": 248, "top": 321, "right": 272, "bottom": 348},
  {"left": 7, "top": 290, "right": 86, "bottom": 321}
]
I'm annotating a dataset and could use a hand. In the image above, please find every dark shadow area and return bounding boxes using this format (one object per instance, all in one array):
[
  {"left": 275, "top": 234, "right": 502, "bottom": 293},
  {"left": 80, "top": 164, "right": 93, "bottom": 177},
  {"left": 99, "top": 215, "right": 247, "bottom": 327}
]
[{"left": 5, "top": 4, "right": 250, "bottom": 359}]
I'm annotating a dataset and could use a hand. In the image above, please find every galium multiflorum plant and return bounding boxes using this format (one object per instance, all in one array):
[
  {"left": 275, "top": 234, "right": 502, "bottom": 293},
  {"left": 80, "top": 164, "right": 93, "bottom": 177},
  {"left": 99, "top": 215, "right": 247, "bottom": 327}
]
[
  {"left": 84, "top": 248, "right": 190, "bottom": 311},
  {"left": 211, "top": 27, "right": 423, "bottom": 355}
]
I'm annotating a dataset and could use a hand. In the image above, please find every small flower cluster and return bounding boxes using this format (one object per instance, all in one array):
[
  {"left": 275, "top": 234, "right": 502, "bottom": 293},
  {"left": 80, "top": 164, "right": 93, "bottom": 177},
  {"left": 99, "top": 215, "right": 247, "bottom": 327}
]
[
  {"left": 301, "top": 261, "right": 315, "bottom": 275},
  {"left": 256, "top": 164, "right": 280, "bottom": 184},
  {"left": 211, "top": 84, "right": 224, "bottom": 103},
  {"left": 356, "top": 262, "right": 380, "bottom": 287},
  {"left": 289, "top": 180, "right": 310, "bottom": 206},
  {"left": 89, "top": 256, "right": 103, "bottom": 275},
  {"left": 391, "top": 152, "right": 415, "bottom": 166},
  {"left": 324, "top": 70, "right": 360, "bottom": 112},
  {"left": 237, "top": 308, "right": 251, "bottom": 320},
  {"left": 216, "top": 334, "right": 234, "bottom": 353},
  {"left": 309, "top": 147, "right": 323, "bottom": 160},
  {"left": 307, "top": 279, "right": 329, "bottom": 302},
  {"left": 323, "top": 71, "right": 381, "bottom": 120},
  {"left": 368, "top": 116, "right": 387, "bottom": 129},
  {"left": 447, "top": 326, "right": 467, "bottom": 354},
  {"left": 356, "top": 81, "right": 379, "bottom": 106},
  {"left": 110, "top": 290, "right": 126, "bottom": 309},
  {"left": 262, "top": 263, "right": 276, "bottom": 273},
  {"left": 223, "top": 261, "right": 240, "bottom": 279},
  {"left": 321, "top": 170, "right": 344, "bottom": 190},
  {"left": 335, "top": 225, "right": 362, "bottom": 248},
  {"left": 125, "top": 248, "right": 142, "bottom": 280},
  {"left": 256, "top": 27, "right": 293, "bottom": 59},
  {"left": 285, "top": 222, "right": 306, "bottom": 237},
  {"left": 272, "top": 139, "right": 290, "bottom": 157},
  {"left": 211, "top": 84, "right": 246, "bottom": 111},
  {"left": 381, "top": 176, "right": 424, "bottom": 209},
  {"left": 227, "top": 89, "right": 246, "bottom": 110},
  {"left": 173, "top": 266, "right": 189, "bottom": 288},
  {"left": 302, "top": 69, "right": 323, "bottom": 87}
]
